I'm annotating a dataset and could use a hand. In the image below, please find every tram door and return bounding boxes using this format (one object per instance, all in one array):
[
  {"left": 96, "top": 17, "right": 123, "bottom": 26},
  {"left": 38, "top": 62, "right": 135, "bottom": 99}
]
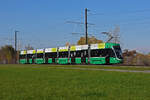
[
  {"left": 32, "top": 54, "right": 36, "bottom": 64},
  {"left": 52, "top": 52, "right": 57, "bottom": 63},
  {"left": 45, "top": 57, "right": 48, "bottom": 64},
  {"left": 27, "top": 58, "right": 29, "bottom": 64},
  {"left": 51, "top": 58, "right": 54, "bottom": 63},
  {"left": 71, "top": 51, "right": 75, "bottom": 64},
  {"left": 81, "top": 50, "right": 87, "bottom": 64},
  {"left": 45, "top": 52, "right": 56, "bottom": 64},
  {"left": 27, "top": 54, "right": 31, "bottom": 64}
]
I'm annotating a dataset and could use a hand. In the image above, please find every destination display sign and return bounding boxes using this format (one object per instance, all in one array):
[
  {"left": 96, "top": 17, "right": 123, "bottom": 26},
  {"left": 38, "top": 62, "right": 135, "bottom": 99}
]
[
  {"left": 59, "top": 46, "right": 69, "bottom": 52},
  {"left": 36, "top": 49, "right": 44, "bottom": 53},
  {"left": 20, "top": 50, "right": 27, "bottom": 55},
  {"left": 27, "top": 50, "right": 36, "bottom": 54},
  {"left": 45, "top": 48, "right": 57, "bottom": 52}
]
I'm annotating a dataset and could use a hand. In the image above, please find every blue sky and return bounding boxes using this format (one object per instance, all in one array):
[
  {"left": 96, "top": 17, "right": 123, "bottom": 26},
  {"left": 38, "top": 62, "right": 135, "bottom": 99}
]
[{"left": 0, "top": 0, "right": 150, "bottom": 53}]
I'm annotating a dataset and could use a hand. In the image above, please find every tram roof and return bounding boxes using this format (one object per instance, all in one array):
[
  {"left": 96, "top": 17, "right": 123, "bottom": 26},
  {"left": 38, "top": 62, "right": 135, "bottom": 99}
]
[{"left": 19, "top": 43, "right": 120, "bottom": 54}]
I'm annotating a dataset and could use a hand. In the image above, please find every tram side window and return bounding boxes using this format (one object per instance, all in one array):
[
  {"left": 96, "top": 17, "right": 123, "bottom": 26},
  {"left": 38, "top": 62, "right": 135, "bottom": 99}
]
[
  {"left": 37, "top": 53, "right": 43, "bottom": 58},
  {"left": 45, "top": 53, "right": 52, "bottom": 58},
  {"left": 108, "top": 49, "right": 115, "bottom": 57},
  {"left": 101, "top": 49, "right": 115, "bottom": 57},
  {"left": 101, "top": 49, "right": 108, "bottom": 57},
  {"left": 59, "top": 51, "right": 68, "bottom": 58},
  {"left": 45, "top": 52, "right": 57, "bottom": 58},
  {"left": 52, "top": 52, "right": 57, "bottom": 58},
  {"left": 76, "top": 51, "right": 81, "bottom": 57},
  {"left": 91, "top": 49, "right": 100, "bottom": 57},
  {"left": 91, "top": 49, "right": 115, "bottom": 57},
  {"left": 70, "top": 51, "right": 82, "bottom": 58},
  {"left": 81, "top": 50, "right": 88, "bottom": 57},
  {"left": 70, "top": 51, "right": 76, "bottom": 58},
  {"left": 27, "top": 54, "right": 34, "bottom": 58},
  {"left": 19, "top": 55, "right": 26, "bottom": 59}
]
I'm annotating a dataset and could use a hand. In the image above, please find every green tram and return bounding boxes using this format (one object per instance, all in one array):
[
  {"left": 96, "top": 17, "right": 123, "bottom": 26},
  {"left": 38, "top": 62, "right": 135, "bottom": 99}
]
[{"left": 19, "top": 43, "right": 123, "bottom": 64}]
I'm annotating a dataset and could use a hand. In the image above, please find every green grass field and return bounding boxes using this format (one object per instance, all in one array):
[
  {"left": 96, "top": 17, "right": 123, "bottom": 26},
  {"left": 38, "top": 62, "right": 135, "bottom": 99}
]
[{"left": 0, "top": 64, "right": 150, "bottom": 100}]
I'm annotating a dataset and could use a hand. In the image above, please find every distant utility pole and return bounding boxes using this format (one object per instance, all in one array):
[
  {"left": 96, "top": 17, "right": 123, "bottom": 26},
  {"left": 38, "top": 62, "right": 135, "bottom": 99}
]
[
  {"left": 85, "top": 8, "right": 88, "bottom": 44},
  {"left": 15, "top": 30, "right": 19, "bottom": 64},
  {"left": 66, "top": 8, "right": 92, "bottom": 44}
]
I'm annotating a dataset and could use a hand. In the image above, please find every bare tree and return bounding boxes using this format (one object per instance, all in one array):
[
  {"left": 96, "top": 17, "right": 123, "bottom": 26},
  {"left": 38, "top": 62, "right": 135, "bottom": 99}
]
[{"left": 25, "top": 44, "right": 34, "bottom": 50}]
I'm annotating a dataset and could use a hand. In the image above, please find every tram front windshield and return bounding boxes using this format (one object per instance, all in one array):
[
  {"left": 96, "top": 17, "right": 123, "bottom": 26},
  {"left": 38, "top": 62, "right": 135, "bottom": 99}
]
[{"left": 113, "top": 46, "right": 123, "bottom": 59}]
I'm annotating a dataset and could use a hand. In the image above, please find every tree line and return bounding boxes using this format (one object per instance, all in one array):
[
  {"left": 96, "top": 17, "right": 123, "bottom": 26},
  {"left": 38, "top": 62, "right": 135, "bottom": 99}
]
[
  {"left": 123, "top": 49, "right": 150, "bottom": 66},
  {"left": 0, "top": 45, "right": 16, "bottom": 64}
]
